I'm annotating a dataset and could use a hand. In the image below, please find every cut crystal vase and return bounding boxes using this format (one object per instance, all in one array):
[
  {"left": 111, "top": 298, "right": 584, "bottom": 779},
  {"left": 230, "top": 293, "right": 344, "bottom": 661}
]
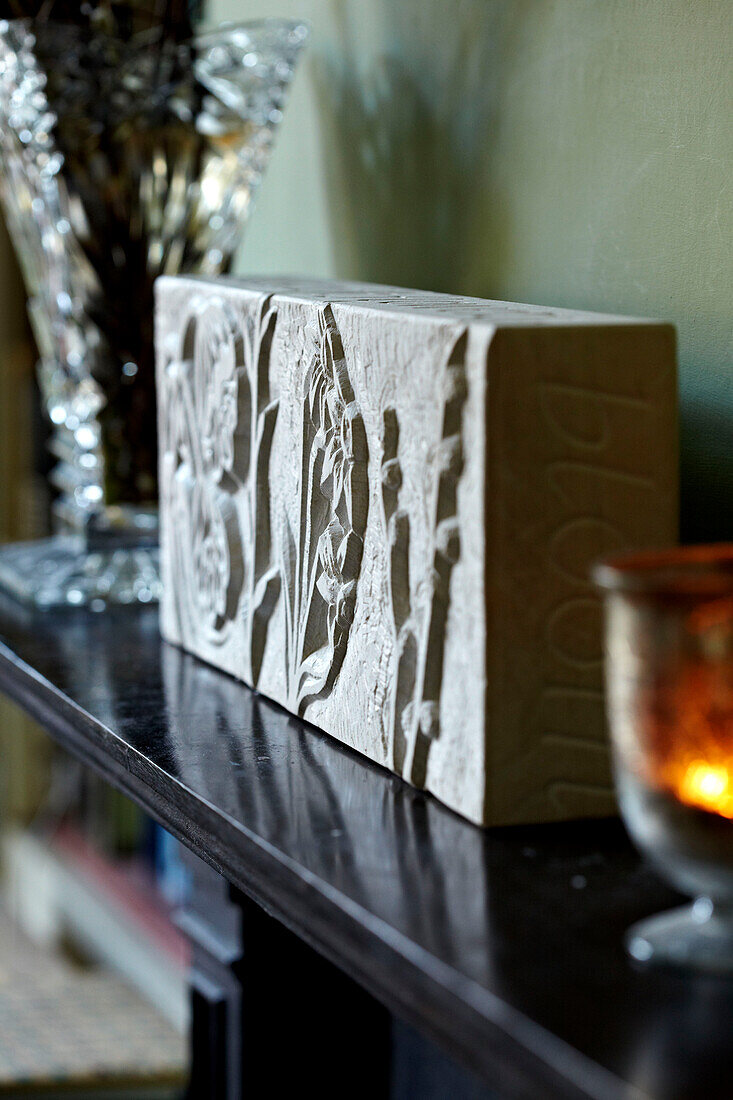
[{"left": 0, "top": 16, "right": 307, "bottom": 608}]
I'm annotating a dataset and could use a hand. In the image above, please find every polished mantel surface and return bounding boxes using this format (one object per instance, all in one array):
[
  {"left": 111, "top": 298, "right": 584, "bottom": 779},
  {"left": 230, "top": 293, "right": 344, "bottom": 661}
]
[{"left": 0, "top": 596, "right": 730, "bottom": 1100}]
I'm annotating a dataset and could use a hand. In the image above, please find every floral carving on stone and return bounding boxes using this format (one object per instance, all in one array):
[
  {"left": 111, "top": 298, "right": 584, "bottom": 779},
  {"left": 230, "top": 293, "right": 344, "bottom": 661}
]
[
  {"left": 160, "top": 293, "right": 280, "bottom": 682},
  {"left": 280, "top": 303, "right": 369, "bottom": 714},
  {"left": 379, "top": 329, "right": 468, "bottom": 786}
]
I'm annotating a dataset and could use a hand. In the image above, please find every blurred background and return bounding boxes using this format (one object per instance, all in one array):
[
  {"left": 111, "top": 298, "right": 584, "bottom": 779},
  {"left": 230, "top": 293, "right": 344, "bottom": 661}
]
[{"left": 0, "top": 0, "right": 729, "bottom": 1094}]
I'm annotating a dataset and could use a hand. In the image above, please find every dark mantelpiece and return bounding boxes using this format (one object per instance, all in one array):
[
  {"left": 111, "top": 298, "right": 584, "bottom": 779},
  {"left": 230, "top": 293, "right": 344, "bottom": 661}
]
[{"left": 0, "top": 596, "right": 731, "bottom": 1099}]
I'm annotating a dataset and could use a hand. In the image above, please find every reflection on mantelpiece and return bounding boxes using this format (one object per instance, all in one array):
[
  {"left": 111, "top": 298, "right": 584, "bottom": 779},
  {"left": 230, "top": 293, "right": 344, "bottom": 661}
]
[{"left": 161, "top": 640, "right": 494, "bottom": 973}]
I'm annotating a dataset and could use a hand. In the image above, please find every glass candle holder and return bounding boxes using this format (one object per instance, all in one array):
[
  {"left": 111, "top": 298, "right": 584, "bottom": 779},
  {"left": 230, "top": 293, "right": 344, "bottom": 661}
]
[{"left": 594, "top": 546, "right": 733, "bottom": 972}]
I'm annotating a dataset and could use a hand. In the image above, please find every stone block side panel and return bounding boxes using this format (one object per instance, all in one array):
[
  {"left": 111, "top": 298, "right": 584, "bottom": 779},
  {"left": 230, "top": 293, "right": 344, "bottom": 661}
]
[
  {"left": 486, "top": 325, "right": 678, "bottom": 825},
  {"left": 156, "top": 278, "right": 488, "bottom": 822}
]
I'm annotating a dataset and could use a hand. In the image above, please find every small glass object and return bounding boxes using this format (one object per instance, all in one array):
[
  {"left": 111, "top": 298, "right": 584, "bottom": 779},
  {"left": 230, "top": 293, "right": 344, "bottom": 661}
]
[{"left": 594, "top": 546, "right": 733, "bottom": 973}]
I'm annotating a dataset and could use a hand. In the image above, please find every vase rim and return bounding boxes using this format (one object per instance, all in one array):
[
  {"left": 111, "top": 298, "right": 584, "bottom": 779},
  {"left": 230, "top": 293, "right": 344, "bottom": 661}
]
[
  {"left": 196, "top": 19, "right": 310, "bottom": 43},
  {"left": 592, "top": 543, "right": 733, "bottom": 598},
  {"left": 0, "top": 16, "right": 310, "bottom": 50}
]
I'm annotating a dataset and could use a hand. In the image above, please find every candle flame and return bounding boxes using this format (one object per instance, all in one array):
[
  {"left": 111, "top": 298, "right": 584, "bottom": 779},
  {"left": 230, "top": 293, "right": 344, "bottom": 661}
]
[
  {"left": 676, "top": 760, "right": 733, "bottom": 819},
  {"left": 636, "top": 644, "right": 733, "bottom": 821}
]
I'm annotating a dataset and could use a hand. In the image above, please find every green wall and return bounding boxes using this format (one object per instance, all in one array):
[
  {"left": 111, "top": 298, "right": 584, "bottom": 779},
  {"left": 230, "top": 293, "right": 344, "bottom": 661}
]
[{"left": 214, "top": 0, "right": 732, "bottom": 540}]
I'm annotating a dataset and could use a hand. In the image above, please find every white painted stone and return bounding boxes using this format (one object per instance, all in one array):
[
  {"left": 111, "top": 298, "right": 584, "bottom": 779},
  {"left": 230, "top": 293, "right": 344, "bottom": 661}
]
[{"left": 155, "top": 276, "right": 678, "bottom": 825}]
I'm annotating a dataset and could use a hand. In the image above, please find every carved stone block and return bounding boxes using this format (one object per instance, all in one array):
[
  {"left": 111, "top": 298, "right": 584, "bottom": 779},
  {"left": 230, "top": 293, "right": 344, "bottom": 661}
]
[{"left": 155, "top": 277, "right": 677, "bottom": 825}]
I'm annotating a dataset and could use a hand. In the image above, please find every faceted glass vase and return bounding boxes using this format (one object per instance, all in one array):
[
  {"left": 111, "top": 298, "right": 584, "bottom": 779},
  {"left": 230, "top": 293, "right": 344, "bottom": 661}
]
[{"left": 0, "top": 16, "right": 307, "bottom": 608}]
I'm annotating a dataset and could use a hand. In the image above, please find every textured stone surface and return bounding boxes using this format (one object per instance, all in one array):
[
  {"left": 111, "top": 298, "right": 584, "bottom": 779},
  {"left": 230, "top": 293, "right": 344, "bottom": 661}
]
[{"left": 155, "top": 276, "right": 678, "bottom": 824}]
